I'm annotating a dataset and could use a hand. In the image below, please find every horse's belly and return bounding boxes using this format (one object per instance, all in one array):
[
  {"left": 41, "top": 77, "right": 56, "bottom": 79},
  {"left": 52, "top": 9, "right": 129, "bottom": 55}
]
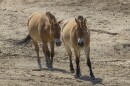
[{"left": 31, "top": 34, "right": 41, "bottom": 42}]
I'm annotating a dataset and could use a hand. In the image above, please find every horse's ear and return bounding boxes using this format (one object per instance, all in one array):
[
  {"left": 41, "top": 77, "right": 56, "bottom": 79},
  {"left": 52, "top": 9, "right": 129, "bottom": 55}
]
[
  {"left": 75, "top": 18, "right": 80, "bottom": 26},
  {"left": 75, "top": 18, "right": 79, "bottom": 24},
  {"left": 58, "top": 19, "right": 64, "bottom": 24},
  {"left": 46, "top": 11, "right": 51, "bottom": 16},
  {"left": 84, "top": 18, "right": 87, "bottom": 24}
]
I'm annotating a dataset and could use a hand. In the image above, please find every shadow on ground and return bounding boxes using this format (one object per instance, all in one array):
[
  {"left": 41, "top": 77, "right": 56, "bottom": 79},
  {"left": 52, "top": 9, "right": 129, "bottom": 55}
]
[{"left": 77, "top": 75, "right": 104, "bottom": 85}]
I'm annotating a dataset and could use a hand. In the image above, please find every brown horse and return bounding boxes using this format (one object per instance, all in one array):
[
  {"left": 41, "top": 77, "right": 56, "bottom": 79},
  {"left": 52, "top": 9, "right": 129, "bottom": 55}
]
[
  {"left": 62, "top": 16, "right": 95, "bottom": 78},
  {"left": 17, "top": 12, "right": 63, "bottom": 70}
]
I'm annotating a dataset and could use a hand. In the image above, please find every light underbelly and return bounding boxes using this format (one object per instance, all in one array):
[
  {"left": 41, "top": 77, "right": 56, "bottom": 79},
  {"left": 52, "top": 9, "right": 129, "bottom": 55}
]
[{"left": 30, "top": 33, "right": 41, "bottom": 42}]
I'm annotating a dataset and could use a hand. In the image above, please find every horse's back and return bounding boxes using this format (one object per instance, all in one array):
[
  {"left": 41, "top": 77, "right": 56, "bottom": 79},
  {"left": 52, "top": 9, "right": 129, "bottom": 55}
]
[{"left": 28, "top": 12, "right": 42, "bottom": 29}]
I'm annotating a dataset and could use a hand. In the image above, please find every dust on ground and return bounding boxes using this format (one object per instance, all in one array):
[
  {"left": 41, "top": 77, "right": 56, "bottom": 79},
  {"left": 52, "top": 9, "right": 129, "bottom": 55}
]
[{"left": 0, "top": 0, "right": 130, "bottom": 86}]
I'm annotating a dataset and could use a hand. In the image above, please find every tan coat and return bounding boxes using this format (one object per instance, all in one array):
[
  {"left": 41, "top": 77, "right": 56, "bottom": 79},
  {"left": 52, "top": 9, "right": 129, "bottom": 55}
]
[
  {"left": 28, "top": 12, "right": 51, "bottom": 43},
  {"left": 62, "top": 16, "right": 94, "bottom": 78}
]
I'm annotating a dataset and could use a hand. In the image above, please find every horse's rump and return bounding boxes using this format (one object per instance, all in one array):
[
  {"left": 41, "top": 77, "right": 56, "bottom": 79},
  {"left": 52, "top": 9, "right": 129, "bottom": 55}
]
[{"left": 28, "top": 12, "right": 50, "bottom": 42}]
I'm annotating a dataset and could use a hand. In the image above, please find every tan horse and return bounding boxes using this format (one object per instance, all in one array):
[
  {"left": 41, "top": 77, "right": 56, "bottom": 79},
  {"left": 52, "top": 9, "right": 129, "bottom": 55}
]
[
  {"left": 17, "top": 12, "right": 63, "bottom": 70},
  {"left": 62, "top": 16, "right": 95, "bottom": 78}
]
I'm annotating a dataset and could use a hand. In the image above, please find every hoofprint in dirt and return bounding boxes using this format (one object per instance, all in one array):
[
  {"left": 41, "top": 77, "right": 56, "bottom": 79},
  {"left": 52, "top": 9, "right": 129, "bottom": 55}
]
[{"left": 0, "top": 0, "right": 130, "bottom": 86}]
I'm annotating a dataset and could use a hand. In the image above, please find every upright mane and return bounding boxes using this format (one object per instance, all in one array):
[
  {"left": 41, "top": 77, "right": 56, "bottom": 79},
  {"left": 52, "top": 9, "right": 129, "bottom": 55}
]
[{"left": 46, "top": 11, "right": 56, "bottom": 23}]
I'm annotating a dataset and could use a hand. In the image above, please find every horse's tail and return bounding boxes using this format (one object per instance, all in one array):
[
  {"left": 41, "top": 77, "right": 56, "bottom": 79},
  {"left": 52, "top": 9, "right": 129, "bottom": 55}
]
[
  {"left": 15, "top": 34, "right": 31, "bottom": 45},
  {"left": 15, "top": 15, "right": 33, "bottom": 45}
]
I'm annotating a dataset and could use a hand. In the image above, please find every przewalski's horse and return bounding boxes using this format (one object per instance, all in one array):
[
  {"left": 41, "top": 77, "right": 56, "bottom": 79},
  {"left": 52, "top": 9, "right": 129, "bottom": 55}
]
[
  {"left": 17, "top": 12, "right": 63, "bottom": 70},
  {"left": 62, "top": 16, "right": 95, "bottom": 78}
]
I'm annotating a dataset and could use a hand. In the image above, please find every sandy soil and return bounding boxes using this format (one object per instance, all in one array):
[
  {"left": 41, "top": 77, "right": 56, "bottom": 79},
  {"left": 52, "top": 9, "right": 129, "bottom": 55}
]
[{"left": 0, "top": 0, "right": 130, "bottom": 86}]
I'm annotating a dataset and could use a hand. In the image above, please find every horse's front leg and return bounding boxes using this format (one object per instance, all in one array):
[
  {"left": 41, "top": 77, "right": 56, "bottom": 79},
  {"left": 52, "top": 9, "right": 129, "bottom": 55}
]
[
  {"left": 84, "top": 46, "right": 95, "bottom": 78},
  {"left": 42, "top": 43, "right": 51, "bottom": 68},
  {"left": 74, "top": 48, "right": 81, "bottom": 77},
  {"left": 50, "top": 41, "right": 55, "bottom": 68}
]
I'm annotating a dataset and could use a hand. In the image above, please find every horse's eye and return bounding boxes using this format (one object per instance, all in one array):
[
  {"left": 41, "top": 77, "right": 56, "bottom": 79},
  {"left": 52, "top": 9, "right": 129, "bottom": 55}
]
[{"left": 84, "top": 29, "right": 87, "bottom": 31}]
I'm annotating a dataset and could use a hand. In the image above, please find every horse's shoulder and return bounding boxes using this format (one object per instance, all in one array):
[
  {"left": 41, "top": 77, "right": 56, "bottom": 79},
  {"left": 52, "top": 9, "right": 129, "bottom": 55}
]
[
  {"left": 62, "top": 19, "right": 69, "bottom": 30},
  {"left": 69, "top": 19, "right": 77, "bottom": 29}
]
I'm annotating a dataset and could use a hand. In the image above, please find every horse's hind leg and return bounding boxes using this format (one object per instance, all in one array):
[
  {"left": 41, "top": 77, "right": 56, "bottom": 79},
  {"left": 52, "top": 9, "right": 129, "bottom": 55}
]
[
  {"left": 32, "top": 40, "right": 42, "bottom": 70},
  {"left": 84, "top": 46, "right": 95, "bottom": 78},
  {"left": 65, "top": 45, "right": 74, "bottom": 73},
  {"left": 42, "top": 43, "right": 51, "bottom": 68}
]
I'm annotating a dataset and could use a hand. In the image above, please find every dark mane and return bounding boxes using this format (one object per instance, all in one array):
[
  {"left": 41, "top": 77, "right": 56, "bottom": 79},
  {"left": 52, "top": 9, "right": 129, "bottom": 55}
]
[{"left": 46, "top": 11, "right": 56, "bottom": 23}]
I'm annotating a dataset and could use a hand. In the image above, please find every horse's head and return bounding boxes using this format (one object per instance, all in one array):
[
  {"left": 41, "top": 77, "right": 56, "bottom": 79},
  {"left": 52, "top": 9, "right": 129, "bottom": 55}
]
[
  {"left": 75, "top": 16, "right": 88, "bottom": 47},
  {"left": 51, "top": 19, "right": 63, "bottom": 46},
  {"left": 46, "top": 12, "right": 63, "bottom": 46}
]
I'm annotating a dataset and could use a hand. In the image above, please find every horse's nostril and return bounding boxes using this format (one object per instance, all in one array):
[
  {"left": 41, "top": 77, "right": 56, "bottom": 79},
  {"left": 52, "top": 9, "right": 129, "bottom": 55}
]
[
  {"left": 78, "top": 42, "right": 84, "bottom": 46},
  {"left": 81, "top": 42, "right": 83, "bottom": 45},
  {"left": 55, "top": 39, "right": 62, "bottom": 46},
  {"left": 56, "top": 41, "right": 62, "bottom": 46}
]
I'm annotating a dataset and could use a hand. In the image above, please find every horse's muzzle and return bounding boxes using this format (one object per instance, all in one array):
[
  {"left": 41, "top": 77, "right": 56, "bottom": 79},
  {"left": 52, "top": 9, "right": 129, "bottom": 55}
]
[
  {"left": 77, "top": 38, "right": 84, "bottom": 47},
  {"left": 77, "top": 42, "right": 84, "bottom": 47},
  {"left": 55, "top": 39, "right": 62, "bottom": 46}
]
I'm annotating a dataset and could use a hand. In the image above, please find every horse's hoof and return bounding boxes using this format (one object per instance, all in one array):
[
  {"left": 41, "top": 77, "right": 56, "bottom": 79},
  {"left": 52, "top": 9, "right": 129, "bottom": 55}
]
[
  {"left": 48, "top": 68, "right": 53, "bottom": 70},
  {"left": 48, "top": 65, "right": 53, "bottom": 70},
  {"left": 75, "top": 74, "right": 81, "bottom": 78},
  {"left": 46, "top": 64, "right": 49, "bottom": 68},
  {"left": 91, "top": 76, "right": 95, "bottom": 80},
  {"left": 70, "top": 70, "right": 75, "bottom": 73},
  {"left": 38, "top": 65, "right": 42, "bottom": 70}
]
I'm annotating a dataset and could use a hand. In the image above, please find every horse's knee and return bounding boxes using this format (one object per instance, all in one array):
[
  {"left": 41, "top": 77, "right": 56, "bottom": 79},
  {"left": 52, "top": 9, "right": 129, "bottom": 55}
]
[
  {"left": 44, "top": 51, "right": 50, "bottom": 59},
  {"left": 51, "top": 52, "right": 54, "bottom": 57},
  {"left": 35, "top": 47, "right": 39, "bottom": 53},
  {"left": 35, "top": 45, "right": 39, "bottom": 53},
  {"left": 42, "top": 46, "right": 50, "bottom": 56},
  {"left": 76, "top": 57, "right": 80, "bottom": 65}
]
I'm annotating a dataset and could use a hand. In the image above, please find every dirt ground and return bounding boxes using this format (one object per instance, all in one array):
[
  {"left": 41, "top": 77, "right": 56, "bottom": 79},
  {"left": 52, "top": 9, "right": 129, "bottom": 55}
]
[{"left": 0, "top": 0, "right": 130, "bottom": 86}]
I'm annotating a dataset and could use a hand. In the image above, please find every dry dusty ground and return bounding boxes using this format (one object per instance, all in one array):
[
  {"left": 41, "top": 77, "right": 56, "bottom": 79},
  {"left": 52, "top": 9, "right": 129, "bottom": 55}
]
[{"left": 0, "top": 0, "right": 130, "bottom": 86}]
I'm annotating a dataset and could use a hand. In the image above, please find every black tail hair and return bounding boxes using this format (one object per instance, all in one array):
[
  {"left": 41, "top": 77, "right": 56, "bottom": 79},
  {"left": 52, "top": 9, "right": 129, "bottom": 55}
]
[{"left": 15, "top": 34, "right": 31, "bottom": 45}]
